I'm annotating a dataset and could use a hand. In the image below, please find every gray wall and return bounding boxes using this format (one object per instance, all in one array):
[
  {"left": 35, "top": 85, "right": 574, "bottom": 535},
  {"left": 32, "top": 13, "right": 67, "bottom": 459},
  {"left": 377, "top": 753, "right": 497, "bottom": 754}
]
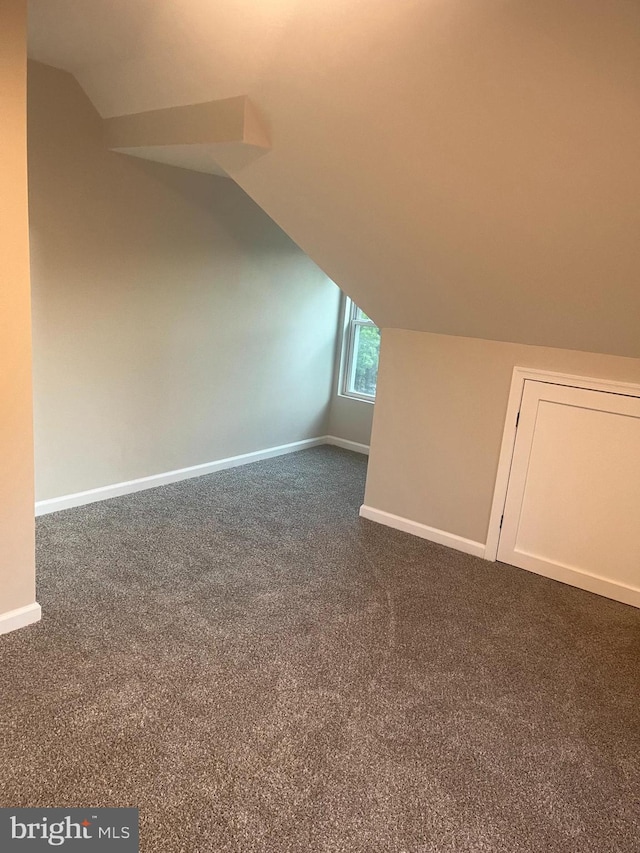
[
  {"left": 29, "top": 62, "right": 341, "bottom": 501},
  {"left": 327, "top": 395, "right": 373, "bottom": 447}
]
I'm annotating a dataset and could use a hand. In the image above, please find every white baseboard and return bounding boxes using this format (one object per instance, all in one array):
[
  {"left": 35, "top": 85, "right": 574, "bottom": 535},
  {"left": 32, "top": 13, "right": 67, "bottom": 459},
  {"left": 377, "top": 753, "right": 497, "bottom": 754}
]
[
  {"left": 359, "top": 505, "right": 486, "bottom": 558},
  {"left": 35, "top": 437, "right": 327, "bottom": 516},
  {"left": 325, "top": 435, "right": 370, "bottom": 455},
  {"left": 497, "top": 553, "right": 640, "bottom": 610},
  {"left": 0, "top": 602, "right": 41, "bottom": 636},
  {"left": 35, "top": 434, "right": 371, "bottom": 517}
]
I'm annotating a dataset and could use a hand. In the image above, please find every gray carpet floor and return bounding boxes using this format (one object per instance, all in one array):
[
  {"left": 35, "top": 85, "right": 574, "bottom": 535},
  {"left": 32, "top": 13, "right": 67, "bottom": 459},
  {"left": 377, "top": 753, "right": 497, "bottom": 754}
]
[{"left": 1, "top": 446, "right": 639, "bottom": 852}]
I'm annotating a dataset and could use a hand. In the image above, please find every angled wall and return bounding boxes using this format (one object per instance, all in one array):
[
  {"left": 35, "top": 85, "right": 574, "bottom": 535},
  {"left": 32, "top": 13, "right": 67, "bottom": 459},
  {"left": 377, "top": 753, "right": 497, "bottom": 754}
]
[
  {"left": 0, "top": 0, "right": 37, "bottom": 629},
  {"left": 29, "top": 0, "right": 640, "bottom": 358}
]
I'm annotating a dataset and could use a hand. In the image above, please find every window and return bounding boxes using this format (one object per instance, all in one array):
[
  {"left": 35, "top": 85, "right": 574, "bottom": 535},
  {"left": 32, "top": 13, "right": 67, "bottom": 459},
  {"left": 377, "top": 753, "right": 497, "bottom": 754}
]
[{"left": 341, "top": 298, "right": 380, "bottom": 400}]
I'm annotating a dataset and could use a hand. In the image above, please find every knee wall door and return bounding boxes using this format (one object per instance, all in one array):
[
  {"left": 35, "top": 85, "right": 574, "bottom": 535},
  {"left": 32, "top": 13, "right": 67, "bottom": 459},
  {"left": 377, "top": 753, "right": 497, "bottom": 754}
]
[{"left": 497, "top": 380, "right": 640, "bottom": 608}]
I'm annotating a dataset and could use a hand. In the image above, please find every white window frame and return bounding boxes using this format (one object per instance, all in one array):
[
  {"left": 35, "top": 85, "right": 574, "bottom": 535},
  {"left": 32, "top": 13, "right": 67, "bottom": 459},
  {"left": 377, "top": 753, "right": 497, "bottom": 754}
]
[{"left": 339, "top": 297, "right": 378, "bottom": 402}]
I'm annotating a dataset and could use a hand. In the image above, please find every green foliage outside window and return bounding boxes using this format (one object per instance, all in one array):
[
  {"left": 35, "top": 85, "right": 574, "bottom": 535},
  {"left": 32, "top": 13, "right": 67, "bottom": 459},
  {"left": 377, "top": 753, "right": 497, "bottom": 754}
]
[{"left": 352, "top": 324, "right": 380, "bottom": 397}]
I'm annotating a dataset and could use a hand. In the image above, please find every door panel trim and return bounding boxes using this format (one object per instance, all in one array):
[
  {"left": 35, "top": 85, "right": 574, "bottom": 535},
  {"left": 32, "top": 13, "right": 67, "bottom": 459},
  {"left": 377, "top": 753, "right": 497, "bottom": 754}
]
[
  {"left": 495, "top": 546, "right": 640, "bottom": 608},
  {"left": 485, "top": 368, "right": 640, "bottom": 563}
]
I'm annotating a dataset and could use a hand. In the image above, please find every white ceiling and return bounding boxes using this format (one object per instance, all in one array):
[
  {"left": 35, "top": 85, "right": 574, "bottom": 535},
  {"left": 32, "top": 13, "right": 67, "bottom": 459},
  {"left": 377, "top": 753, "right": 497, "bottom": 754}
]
[
  {"left": 28, "top": 0, "right": 159, "bottom": 72},
  {"left": 28, "top": 0, "right": 303, "bottom": 115},
  {"left": 27, "top": 0, "right": 640, "bottom": 357}
]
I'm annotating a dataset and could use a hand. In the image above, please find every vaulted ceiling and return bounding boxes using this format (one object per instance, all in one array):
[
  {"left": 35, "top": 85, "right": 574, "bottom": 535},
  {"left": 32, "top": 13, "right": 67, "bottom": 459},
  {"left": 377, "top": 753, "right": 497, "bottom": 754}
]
[{"left": 28, "top": 1, "right": 640, "bottom": 357}]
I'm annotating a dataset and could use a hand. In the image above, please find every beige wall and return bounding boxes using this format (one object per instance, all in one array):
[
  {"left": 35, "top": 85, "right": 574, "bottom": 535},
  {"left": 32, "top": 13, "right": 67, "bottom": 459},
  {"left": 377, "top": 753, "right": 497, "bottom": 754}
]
[
  {"left": 365, "top": 330, "right": 640, "bottom": 546},
  {"left": 0, "top": 0, "right": 36, "bottom": 615},
  {"left": 29, "top": 62, "right": 340, "bottom": 501}
]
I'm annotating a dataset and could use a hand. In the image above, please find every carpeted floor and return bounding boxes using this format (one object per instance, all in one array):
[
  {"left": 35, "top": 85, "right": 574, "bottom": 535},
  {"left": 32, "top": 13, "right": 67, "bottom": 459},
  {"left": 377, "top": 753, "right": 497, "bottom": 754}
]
[{"left": 1, "top": 446, "right": 639, "bottom": 852}]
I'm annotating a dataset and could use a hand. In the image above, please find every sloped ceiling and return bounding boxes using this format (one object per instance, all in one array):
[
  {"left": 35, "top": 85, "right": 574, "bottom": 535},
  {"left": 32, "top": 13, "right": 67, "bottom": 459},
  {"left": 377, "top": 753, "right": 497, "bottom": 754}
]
[{"left": 28, "top": 0, "right": 640, "bottom": 357}]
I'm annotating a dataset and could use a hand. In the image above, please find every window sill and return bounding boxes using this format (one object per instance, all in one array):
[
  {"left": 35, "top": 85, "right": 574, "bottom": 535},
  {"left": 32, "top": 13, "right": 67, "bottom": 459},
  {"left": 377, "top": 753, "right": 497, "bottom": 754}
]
[{"left": 337, "top": 391, "right": 376, "bottom": 405}]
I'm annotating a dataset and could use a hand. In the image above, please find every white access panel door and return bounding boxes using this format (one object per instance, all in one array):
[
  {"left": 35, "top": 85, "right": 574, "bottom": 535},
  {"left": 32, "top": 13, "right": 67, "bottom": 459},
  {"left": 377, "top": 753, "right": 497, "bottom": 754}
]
[{"left": 497, "top": 381, "right": 640, "bottom": 608}]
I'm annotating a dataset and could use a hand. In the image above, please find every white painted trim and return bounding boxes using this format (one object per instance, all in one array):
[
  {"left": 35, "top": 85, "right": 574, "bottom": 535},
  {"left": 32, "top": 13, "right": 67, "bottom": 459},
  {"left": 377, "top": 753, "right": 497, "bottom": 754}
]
[
  {"left": 485, "top": 367, "right": 640, "bottom": 562},
  {"left": 498, "top": 543, "right": 640, "bottom": 610},
  {"left": 485, "top": 370, "right": 528, "bottom": 561},
  {"left": 35, "top": 437, "right": 327, "bottom": 516},
  {"left": 338, "top": 295, "right": 379, "bottom": 403},
  {"left": 325, "top": 435, "right": 370, "bottom": 455},
  {"left": 35, "top": 436, "right": 368, "bottom": 516},
  {"left": 0, "top": 602, "right": 41, "bottom": 636},
  {"left": 335, "top": 392, "right": 375, "bottom": 406},
  {"left": 359, "top": 505, "right": 485, "bottom": 558},
  {"left": 505, "top": 368, "right": 640, "bottom": 398}
]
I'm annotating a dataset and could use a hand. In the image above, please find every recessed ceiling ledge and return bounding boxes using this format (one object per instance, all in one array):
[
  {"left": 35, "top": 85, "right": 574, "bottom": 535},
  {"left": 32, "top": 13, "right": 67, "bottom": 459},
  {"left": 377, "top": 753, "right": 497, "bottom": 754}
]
[{"left": 104, "top": 96, "right": 270, "bottom": 176}]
